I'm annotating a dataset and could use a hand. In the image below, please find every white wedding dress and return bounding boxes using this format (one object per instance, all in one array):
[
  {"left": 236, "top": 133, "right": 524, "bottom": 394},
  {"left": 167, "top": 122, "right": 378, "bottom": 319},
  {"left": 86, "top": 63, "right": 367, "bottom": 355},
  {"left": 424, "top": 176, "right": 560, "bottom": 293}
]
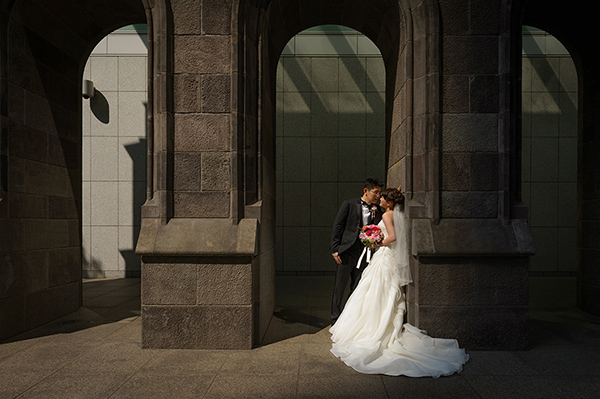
[{"left": 330, "top": 208, "right": 469, "bottom": 378}]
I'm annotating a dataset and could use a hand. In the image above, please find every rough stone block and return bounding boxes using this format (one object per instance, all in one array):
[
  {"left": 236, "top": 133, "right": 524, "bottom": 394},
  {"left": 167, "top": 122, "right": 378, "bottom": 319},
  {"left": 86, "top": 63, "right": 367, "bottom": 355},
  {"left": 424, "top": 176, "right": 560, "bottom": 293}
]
[
  {"left": 201, "top": 152, "right": 231, "bottom": 191},
  {"left": 202, "top": 0, "right": 232, "bottom": 35},
  {"left": 48, "top": 247, "right": 80, "bottom": 287},
  {"left": 8, "top": 120, "right": 48, "bottom": 163},
  {"left": 201, "top": 74, "right": 231, "bottom": 113},
  {"left": 173, "top": 191, "right": 230, "bottom": 218},
  {"left": 197, "top": 264, "right": 252, "bottom": 305},
  {"left": 417, "top": 261, "right": 474, "bottom": 306},
  {"left": 439, "top": 0, "right": 469, "bottom": 35},
  {"left": 20, "top": 219, "right": 69, "bottom": 251},
  {"left": 443, "top": 75, "right": 469, "bottom": 113},
  {"left": 443, "top": 36, "right": 499, "bottom": 76},
  {"left": 174, "top": 152, "right": 202, "bottom": 191},
  {"left": 442, "top": 153, "right": 469, "bottom": 191},
  {"left": 48, "top": 196, "right": 78, "bottom": 219},
  {"left": 24, "top": 282, "right": 80, "bottom": 330},
  {"left": 174, "top": 74, "right": 201, "bottom": 113},
  {"left": 472, "top": 258, "right": 529, "bottom": 306},
  {"left": 174, "top": 36, "right": 230, "bottom": 74},
  {"left": 8, "top": 192, "right": 48, "bottom": 219},
  {"left": 172, "top": 0, "right": 201, "bottom": 34},
  {"left": 7, "top": 82, "right": 25, "bottom": 123},
  {"left": 470, "top": 153, "right": 499, "bottom": 191},
  {"left": 174, "top": 114, "right": 230, "bottom": 152},
  {"left": 470, "top": 0, "right": 501, "bottom": 34},
  {"left": 470, "top": 75, "right": 499, "bottom": 113},
  {"left": 0, "top": 295, "right": 26, "bottom": 341},
  {"left": 142, "top": 305, "right": 253, "bottom": 349},
  {"left": 142, "top": 263, "right": 197, "bottom": 305},
  {"left": 442, "top": 114, "right": 498, "bottom": 152},
  {"left": 441, "top": 191, "right": 497, "bottom": 218},
  {"left": 388, "top": 123, "right": 406, "bottom": 165},
  {"left": 48, "top": 134, "right": 79, "bottom": 170},
  {"left": 418, "top": 305, "right": 528, "bottom": 350}
]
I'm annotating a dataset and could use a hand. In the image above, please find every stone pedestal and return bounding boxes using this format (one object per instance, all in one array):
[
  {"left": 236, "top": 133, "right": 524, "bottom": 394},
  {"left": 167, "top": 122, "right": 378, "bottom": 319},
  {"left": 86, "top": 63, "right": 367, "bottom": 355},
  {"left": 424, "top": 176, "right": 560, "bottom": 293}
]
[
  {"left": 137, "top": 218, "right": 271, "bottom": 349},
  {"left": 407, "top": 217, "right": 534, "bottom": 350}
]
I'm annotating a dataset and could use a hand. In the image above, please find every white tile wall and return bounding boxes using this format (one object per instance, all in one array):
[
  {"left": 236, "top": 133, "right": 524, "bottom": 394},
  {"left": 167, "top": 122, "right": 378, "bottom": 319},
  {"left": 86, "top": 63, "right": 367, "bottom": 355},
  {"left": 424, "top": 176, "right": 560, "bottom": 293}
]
[
  {"left": 82, "top": 27, "right": 148, "bottom": 278},
  {"left": 276, "top": 26, "right": 385, "bottom": 273},
  {"left": 522, "top": 27, "right": 577, "bottom": 275}
]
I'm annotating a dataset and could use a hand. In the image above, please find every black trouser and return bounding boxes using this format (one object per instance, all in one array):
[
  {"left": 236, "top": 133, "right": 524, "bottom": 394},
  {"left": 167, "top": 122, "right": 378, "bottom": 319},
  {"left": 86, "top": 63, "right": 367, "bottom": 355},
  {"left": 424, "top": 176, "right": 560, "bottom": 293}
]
[{"left": 330, "top": 239, "right": 368, "bottom": 324}]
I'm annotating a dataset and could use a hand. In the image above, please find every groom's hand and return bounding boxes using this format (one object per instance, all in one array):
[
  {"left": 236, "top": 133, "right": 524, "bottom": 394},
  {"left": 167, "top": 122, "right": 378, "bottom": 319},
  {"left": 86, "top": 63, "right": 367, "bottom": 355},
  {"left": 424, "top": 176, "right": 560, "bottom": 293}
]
[{"left": 332, "top": 252, "right": 342, "bottom": 264}]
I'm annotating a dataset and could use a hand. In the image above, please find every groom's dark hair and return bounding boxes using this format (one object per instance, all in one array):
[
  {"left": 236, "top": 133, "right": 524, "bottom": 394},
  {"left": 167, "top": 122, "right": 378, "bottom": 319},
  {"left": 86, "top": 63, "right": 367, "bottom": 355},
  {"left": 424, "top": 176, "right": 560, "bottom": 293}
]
[{"left": 363, "top": 177, "right": 382, "bottom": 191}]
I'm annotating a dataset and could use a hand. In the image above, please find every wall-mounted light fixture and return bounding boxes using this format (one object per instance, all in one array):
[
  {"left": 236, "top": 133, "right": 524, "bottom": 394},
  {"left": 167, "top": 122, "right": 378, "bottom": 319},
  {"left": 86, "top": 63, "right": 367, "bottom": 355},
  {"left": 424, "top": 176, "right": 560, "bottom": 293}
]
[{"left": 82, "top": 79, "right": 95, "bottom": 99}]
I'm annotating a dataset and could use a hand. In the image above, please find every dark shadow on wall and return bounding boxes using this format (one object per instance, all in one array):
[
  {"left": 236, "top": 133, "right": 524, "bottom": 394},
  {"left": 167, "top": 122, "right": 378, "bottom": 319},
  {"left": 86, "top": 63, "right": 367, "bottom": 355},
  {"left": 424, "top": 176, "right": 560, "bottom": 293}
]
[
  {"left": 121, "top": 137, "right": 146, "bottom": 275},
  {"left": 90, "top": 90, "right": 110, "bottom": 124}
]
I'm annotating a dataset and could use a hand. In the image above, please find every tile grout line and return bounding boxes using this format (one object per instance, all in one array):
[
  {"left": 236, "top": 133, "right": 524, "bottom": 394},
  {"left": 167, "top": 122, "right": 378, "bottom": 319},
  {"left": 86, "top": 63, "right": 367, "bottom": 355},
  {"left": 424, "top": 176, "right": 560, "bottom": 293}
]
[
  {"left": 105, "top": 344, "right": 162, "bottom": 399},
  {"left": 200, "top": 349, "right": 234, "bottom": 398},
  {"left": 10, "top": 325, "right": 119, "bottom": 399}
]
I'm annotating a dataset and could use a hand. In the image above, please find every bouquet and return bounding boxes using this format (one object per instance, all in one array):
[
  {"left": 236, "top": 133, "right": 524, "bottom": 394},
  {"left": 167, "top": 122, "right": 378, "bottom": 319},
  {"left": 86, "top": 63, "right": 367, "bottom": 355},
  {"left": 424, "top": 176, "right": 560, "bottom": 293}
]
[{"left": 359, "top": 224, "right": 384, "bottom": 249}]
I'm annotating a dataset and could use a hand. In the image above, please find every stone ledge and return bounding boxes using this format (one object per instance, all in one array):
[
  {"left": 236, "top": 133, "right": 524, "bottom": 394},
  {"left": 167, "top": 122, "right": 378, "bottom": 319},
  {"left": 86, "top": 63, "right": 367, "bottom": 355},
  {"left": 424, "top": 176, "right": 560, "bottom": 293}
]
[
  {"left": 412, "top": 218, "right": 535, "bottom": 256},
  {"left": 136, "top": 218, "right": 258, "bottom": 256}
]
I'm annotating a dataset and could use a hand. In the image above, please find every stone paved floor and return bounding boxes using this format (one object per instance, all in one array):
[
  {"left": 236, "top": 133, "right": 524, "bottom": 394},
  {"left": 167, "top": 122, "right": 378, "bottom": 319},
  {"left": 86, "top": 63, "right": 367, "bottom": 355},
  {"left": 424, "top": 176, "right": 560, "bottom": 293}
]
[{"left": 2, "top": 276, "right": 600, "bottom": 398}]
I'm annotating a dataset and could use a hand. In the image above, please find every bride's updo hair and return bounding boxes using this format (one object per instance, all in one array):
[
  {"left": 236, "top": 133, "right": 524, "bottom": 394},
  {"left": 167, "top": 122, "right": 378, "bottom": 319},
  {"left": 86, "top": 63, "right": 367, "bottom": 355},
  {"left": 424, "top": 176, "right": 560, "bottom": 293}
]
[{"left": 380, "top": 188, "right": 404, "bottom": 208}]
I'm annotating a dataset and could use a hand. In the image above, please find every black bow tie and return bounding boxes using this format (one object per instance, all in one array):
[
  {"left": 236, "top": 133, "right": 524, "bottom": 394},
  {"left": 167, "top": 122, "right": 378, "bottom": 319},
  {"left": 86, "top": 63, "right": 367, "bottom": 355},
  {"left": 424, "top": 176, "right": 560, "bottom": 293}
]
[{"left": 362, "top": 200, "right": 376, "bottom": 208}]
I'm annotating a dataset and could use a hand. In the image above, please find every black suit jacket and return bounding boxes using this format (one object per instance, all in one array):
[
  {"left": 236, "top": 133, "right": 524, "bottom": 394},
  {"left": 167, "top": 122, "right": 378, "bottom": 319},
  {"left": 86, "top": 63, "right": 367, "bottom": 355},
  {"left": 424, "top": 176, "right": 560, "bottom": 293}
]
[{"left": 330, "top": 198, "right": 383, "bottom": 255}]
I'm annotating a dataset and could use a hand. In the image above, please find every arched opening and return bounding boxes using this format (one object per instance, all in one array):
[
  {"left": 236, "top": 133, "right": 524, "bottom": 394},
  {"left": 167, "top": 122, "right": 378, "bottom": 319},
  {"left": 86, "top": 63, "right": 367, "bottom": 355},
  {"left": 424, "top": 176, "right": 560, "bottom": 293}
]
[
  {"left": 82, "top": 24, "right": 148, "bottom": 279},
  {"left": 231, "top": 0, "right": 446, "bottom": 346},
  {"left": 80, "top": 24, "right": 148, "bottom": 318},
  {"left": 522, "top": 0, "right": 600, "bottom": 317},
  {"left": 0, "top": 0, "right": 149, "bottom": 341},
  {"left": 521, "top": 26, "right": 578, "bottom": 310},
  {"left": 272, "top": 24, "right": 386, "bottom": 333}
]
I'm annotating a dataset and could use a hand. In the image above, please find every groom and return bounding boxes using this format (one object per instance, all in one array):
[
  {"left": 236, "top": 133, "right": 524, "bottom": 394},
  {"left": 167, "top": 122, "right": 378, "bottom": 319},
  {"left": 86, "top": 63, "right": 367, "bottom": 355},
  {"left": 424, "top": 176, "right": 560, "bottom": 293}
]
[{"left": 330, "top": 177, "right": 383, "bottom": 325}]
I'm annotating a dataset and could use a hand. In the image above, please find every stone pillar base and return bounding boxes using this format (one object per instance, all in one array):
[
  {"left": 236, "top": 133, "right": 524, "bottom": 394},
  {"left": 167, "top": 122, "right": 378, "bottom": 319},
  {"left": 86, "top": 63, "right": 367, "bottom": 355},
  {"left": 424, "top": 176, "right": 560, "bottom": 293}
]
[{"left": 137, "top": 218, "right": 267, "bottom": 349}]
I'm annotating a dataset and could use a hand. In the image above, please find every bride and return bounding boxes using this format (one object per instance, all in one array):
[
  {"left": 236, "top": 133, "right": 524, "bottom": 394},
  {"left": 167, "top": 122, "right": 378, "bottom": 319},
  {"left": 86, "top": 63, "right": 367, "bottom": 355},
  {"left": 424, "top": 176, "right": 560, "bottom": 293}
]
[{"left": 330, "top": 188, "right": 469, "bottom": 377}]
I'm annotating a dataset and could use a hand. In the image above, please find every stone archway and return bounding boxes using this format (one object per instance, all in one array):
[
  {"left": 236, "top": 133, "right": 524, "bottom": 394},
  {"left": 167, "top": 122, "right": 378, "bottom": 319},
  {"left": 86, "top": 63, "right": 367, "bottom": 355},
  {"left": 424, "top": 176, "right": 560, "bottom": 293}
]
[
  {"left": 2, "top": 0, "right": 538, "bottom": 350},
  {"left": 0, "top": 0, "right": 153, "bottom": 341},
  {"left": 137, "top": 0, "right": 534, "bottom": 350},
  {"left": 237, "top": 0, "right": 444, "bottom": 332}
]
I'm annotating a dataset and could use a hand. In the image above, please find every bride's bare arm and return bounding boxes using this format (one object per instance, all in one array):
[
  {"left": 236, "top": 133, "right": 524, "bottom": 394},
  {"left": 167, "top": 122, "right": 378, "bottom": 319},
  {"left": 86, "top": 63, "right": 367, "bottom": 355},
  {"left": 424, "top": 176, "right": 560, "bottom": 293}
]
[{"left": 380, "top": 211, "right": 396, "bottom": 246}]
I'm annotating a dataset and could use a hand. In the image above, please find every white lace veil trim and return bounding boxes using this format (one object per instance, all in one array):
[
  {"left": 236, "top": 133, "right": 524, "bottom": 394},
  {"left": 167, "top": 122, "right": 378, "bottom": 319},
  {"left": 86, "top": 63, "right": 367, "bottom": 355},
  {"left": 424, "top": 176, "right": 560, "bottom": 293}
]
[{"left": 392, "top": 204, "right": 412, "bottom": 286}]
